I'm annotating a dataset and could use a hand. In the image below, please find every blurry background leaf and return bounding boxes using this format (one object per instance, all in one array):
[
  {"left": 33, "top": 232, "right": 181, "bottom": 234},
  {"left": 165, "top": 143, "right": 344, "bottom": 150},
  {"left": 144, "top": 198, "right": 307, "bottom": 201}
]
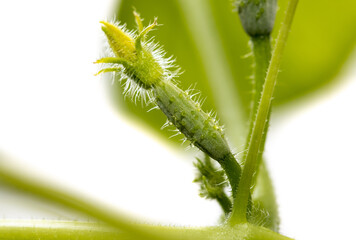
[
  {"left": 108, "top": 0, "right": 356, "bottom": 147},
  {"left": 272, "top": 0, "right": 356, "bottom": 105}
]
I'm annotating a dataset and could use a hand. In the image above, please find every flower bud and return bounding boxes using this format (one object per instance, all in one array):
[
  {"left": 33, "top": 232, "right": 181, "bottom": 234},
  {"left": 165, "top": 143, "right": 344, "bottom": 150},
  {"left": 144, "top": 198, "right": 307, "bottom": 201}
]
[
  {"left": 96, "top": 19, "right": 163, "bottom": 89},
  {"left": 96, "top": 12, "right": 237, "bottom": 164},
  {"left": 100, "top": 21, "right": 136, "bottom": 61},
  {"left": 236, "top": 0, "right": 277, "bottom": 36},
  {"left": 96, "top": 11, "right": 242, "bottom": 199}
]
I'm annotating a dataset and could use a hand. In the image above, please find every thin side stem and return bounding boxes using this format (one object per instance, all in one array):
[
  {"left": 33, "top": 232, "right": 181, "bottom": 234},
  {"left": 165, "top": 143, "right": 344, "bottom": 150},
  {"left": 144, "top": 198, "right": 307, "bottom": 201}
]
[
  {"left": 246, "top": 35, "right": 272, "bottom": 187},
  {"left": 220, "top": 153, "right": 241, "bottom": 199},
  {"left": 229, "top": 0, "right": 299, "bottom": 225},
  {"left": 249, "top": 34, "right": 280, "bottom": 232},
  {"left": 216, "top": 192, "right": 232, "bottom": 214},
  {"left": 245, "top": 35, "right": 279, "bottom": 229},
  {"left": 251, "top": 36, "right": 272, "bottom": 106}
]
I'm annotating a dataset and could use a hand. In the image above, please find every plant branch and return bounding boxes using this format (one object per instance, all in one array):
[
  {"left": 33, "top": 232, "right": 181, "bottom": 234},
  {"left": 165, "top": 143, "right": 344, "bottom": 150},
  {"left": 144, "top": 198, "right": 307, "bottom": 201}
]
[
  {"left": 252, "top": 161, "right": 280, "bottom": 232},
  {"left": 245, "top": 223, "right": 293, "bottom": 240},
  {"left": 0, "top": 159, "right": 167, "bottom": 240},
  {"left": 216, "top": 193, "right": 232, "bottom": 214},
  {"left": 247, "top": 36, "right": 280, "bottom": 231},
  {"left": 0, "top": 220, "right": 213, "bottom": 240},
  {"left": 0, "top": 220, "right": 293, "bottom": 240},
  {"left": 0, "top": 220, "right": 125, "bottom": 240},
  {"left": 251, "top": 36, "right": 272, "bottom": 105},
  {"left": 230, "top": 0, "right": 299, "bottom": 225},
  {"left": 194, "top": 155, "right": 232, "bottom": 214},
  {"left": 246, "top": 35, "right": 272, "bottom": 188},
  {"left": 0, "top": 156, "right": 293, "bottom": 239},
  {"left": 221, "top": 153, "right": 242, "bottom": 199}
]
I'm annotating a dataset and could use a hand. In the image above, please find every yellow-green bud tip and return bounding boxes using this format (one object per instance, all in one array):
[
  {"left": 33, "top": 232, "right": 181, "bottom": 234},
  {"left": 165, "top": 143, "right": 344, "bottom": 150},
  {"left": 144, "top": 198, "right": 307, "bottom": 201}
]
[
  {"left": 100, "top": 21, "right": 136, "bottom": 61},
  {"left": 97, "top": 14, "right": 166, "bottom": 90}
]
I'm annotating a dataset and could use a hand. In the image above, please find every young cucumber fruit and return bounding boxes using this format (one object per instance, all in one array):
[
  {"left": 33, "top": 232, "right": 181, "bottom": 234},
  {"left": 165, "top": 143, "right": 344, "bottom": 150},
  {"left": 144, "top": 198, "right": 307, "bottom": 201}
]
[{"left": 96, "top": 12, "right": 241, "bottom": 196}]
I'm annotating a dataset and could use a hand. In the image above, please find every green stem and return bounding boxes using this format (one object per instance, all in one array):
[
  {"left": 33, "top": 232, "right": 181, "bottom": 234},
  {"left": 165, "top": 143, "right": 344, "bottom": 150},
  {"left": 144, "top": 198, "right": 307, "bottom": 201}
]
[
  {"left": 250, "top": 32, "right": 280, "bottom": 232},
  {"left": 216, "top": 192, "right": 232, "bottom": 214},
  {"left": 0, "top": 220, "right": 293, "bottom": 240},
  {"left": 230, "top": 0, "right": 299, "bottom": 225},
  {"left": 0, "top": 160, "right": 166, "bottom": 240},
  {"left": 245, "top": 35, "right": 280, "bottom": 230},
  {"left": 0, "top": 157, "right": 293, "bottom": 239},
  {"left": 0, "top": 220, "right": 125, "bottom": 240},
  {"left": 252, "top": 161, "right": 280, "bottom": 232},
  {"left": 0, "top": 220, "right": 214, "bottom": 240},
  {"left": 251, "top": 36, "right": 272, "bottom": 106},
  {"left": 246, "top": 35, "right": 272, "bottom": 187},
  {"left": 245, "top": 223, "right": 293, "bottom": 240},
  {"left": 220, "top": 153, "right": 241, "bottom": 199}
]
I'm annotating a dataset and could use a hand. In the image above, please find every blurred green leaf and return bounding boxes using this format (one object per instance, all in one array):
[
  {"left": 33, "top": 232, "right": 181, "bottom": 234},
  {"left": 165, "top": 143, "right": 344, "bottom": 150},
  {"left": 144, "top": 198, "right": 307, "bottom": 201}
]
[
  {"left": 109, "top": 0, "right": 356, "bottom": 146},
  {"left": 273, "top": 0, "right": 356, "bottom": 104}
]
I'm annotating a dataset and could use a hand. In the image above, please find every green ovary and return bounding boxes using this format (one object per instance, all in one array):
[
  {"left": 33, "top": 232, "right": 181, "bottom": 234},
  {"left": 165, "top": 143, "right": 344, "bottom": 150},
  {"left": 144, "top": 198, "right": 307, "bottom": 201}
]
[
  {"left": 130, "top": 50, "right": 163, "bottom": 89},
  {"left": 153, "top": 81, "right": 231, "bottom": 162}
]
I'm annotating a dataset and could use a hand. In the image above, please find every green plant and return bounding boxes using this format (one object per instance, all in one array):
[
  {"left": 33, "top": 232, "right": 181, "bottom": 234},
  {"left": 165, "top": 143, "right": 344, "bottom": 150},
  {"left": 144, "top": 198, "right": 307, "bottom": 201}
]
[{"left": 0, "top": 0, "right": 355, "bottom": 239}]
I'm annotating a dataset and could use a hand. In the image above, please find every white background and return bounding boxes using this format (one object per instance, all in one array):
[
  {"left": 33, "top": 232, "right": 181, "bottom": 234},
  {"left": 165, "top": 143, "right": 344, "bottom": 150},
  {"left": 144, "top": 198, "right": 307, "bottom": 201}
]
[{"left": 0, "top": 0, "right": 355, "bottom": 239}]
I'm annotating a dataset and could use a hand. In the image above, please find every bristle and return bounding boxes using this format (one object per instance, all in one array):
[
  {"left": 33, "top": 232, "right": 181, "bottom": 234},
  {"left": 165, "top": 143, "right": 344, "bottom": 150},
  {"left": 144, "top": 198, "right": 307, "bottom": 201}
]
[
  {"left": 169, "top": 130, "right": 181, "bottom": 139},
  {"left": 147, "top": 105, "right": 159, "bottom": 112},
  {"left": 161, "top": 120, "right": 171, "bottom": 130}
]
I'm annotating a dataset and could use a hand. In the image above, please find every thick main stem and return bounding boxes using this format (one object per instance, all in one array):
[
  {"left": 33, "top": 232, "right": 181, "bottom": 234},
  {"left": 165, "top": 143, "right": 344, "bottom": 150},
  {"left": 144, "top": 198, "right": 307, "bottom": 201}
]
[
  {"left": 0, "top": 220, "right": 124, "bottom": 240},
  {"left": 230, "top": 0, "right": 299, "bottom": 225},
  {"left": 0, "top": 220, "right": 293, "bottom": 240}
]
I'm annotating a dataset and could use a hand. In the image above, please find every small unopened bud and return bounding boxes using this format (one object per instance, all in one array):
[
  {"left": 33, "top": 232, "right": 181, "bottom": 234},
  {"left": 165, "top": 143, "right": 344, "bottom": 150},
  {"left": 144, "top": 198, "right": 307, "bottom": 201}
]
[
  {"left": 100, "top": 21, "right": 136, "bottom": 61},
  {"left": 96, "top": 18, "right": 162, "bottom": 89},
  {"left": 236, "top": 0, "right": 277, "bottom": 36}
]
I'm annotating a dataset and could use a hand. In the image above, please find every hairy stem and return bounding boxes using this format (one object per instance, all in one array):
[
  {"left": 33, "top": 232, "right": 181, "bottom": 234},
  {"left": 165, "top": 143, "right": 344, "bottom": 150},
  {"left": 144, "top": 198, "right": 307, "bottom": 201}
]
[
  {"left": 252, "top": 161, "right": 280, "bottom": 231},
  {"left": 246, "top": 224, "right": 293, "bottom": 240},
  {"left": 221, "top": 153, "right": 241, "bottom": 199},
  {"left": 0, "top": 220, "right": 293, "bottom": 240},
  {"left": 250, "top": 33, "right": 280, "bottom": 231},
  {"left": 0, "top": 220, "right": 213, "bottom": 240},
  {"left": 251, "top": 36, "right": 272, "bottom": 105},
  {"left": 246, "top": 35, "right": 272, "bottom": 187},
  {"left": 217, "top": 193, "right": 232, "bottom": 214},
  {"left": 245, "top": 35, "right": 279, "bottom": 230},
  {"left": 230, "top": 0, "right": 299, "bottom": 224}
]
